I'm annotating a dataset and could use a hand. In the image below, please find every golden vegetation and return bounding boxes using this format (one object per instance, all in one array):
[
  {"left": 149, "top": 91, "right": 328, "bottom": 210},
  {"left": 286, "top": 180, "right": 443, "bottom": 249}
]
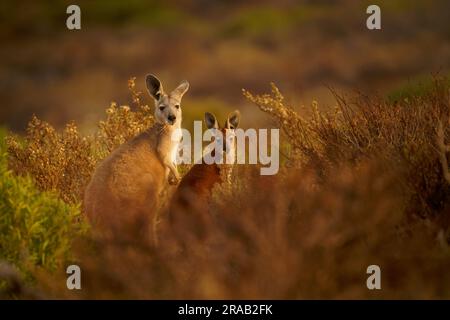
[
  {"left": 2, "top": 78, "right": 450, "bottom": 299},
  {"left": 244, "top": 79, "right": 450, "bottom": 219},
  {"left": 6, "top": 78, "right": 154, "bottom": 204}
]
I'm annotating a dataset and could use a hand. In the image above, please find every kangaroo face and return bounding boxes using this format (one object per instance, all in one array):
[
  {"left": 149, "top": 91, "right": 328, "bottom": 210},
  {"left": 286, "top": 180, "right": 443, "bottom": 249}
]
[
  {"left": 146, "top": 74, "right": 189, "bottom": 127},
  {"left": 204, "top": 111, "right": 241, "bottom": 161}
]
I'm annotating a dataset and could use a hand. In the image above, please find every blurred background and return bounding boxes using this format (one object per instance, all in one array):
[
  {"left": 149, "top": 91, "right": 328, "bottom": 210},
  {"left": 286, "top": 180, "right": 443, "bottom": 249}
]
[
  {"left": 1, "top": 0, "right": 450, "bottom": 300},
  {"left": 1, "top": 0, "right": 449, "bottom": 132}
]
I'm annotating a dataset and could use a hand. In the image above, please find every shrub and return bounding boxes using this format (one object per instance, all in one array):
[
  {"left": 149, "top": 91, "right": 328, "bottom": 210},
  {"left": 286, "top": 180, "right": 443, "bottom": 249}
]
[
  {"left": 38, "top": 78, "right": 450, "bottom": 300},
  {"left": 6, "top": 118, "right": 96, "bottom": 204},
  {"left": 4, "top": 77, "right": 450, "bottom": 299},
  {"left": 243, "top": 78, "right": 450, "bottom": 218},
  {"left": 95, "top": 78, "right": 154, "bottom": 157},
  {"left": 0, "top": 133, "right": 84, "bottom": 284},
  {"left": 6, "top": 77, "right": 154, "bottom": 204}
]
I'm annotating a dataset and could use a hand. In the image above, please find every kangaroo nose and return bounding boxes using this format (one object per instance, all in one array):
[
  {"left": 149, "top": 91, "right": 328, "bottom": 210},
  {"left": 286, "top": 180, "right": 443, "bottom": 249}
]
[{"left": 168, "top": 114, "right": 176, "bottom": 123}]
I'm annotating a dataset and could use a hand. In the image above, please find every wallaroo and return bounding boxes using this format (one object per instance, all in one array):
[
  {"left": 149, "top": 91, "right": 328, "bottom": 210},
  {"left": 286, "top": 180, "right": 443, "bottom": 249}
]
[
  {"left": 174, "top": 119, "right": 280, "bottom": 175},
  {"left": 84, "top": 74, "right": 189, "bottom": 242},
  {"left": 161, "top": 111, "right": 241, "bottom": 246},
  {"left": 175, "top": 118, "right": 280, "bottom": 176}
]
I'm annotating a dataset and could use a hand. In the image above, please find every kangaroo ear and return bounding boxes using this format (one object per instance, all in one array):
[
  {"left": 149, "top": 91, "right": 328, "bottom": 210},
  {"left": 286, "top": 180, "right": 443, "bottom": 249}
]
[
  {"left": 226, "top": 110, "right": 240, "bottom": 129},
  {"left": 145, "top": 74, "right": 164, "bottom": 101},
  {"left": 171, "top": 80, "right": 189, "bottom": 100},
  {"left": 205, "top": 112, "right": 219, "bottom": 129}
]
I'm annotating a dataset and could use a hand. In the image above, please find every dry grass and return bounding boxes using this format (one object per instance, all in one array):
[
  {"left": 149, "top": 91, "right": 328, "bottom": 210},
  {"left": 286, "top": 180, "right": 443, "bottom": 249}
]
[
  {"left": 4, "top": 78, "right": 450, "bottom": 299},
  {"left": 244, "top": 79, "right": 450, "bottom": 220},
  {"left": 6, "top": 78, "right": 154, "bottom": 204},
  {"left": 6, "top": 118, "right": 95, "bottom": 204}
]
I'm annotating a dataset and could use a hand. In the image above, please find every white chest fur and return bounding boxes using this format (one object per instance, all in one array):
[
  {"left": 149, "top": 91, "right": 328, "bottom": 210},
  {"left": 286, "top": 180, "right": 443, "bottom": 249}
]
[{"left": 170, "top": 127, "right": 182, "bottom": 165}]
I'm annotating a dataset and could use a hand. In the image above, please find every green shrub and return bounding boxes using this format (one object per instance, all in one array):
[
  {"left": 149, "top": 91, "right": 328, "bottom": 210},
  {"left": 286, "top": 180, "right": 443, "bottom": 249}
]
[{"left": 0, "top": 132, "right": 84, "bottom": 282}]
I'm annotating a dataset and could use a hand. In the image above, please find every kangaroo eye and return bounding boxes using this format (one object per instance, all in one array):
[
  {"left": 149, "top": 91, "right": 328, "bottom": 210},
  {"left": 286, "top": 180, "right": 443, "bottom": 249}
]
[
  {"left": 175, "top": 105, "right": 180, "bottom": 109},
  {"left": 159, "top": 106, "right": 166, "bottom": 111}
]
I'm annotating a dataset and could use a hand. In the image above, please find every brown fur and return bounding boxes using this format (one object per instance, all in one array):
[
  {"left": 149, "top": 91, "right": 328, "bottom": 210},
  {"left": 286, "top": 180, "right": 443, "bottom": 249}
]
[
  {"left": 85, "top": 75, "right": 189, "bottom": 243},
  {"left": 161, "top": 114, "right": 240, "bottom": 248},
  {"left": 84, "top": 123, "right": 175, "bottom": 242},
  {"left": 169, "top": 129, "right": 227, "bottom": 214},
  {"left": 175, "top": 163, "right": 222, "bottom": 204},
  {"left": 161, "top": 163, "right": 222, "bottom": 249}
]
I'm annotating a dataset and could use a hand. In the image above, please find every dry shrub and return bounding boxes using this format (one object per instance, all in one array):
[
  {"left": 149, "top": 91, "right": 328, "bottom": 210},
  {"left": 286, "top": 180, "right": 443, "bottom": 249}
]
[
  {"left": 6, "top": 118, "right": 95, "bottom": 204},
  {"left": 244, "top": 78, "right": 450, "bottom": 219},
  {"left": 95, "top": 78, "right": 154, "bottom": 157},
  {"left": 40, "top": 161, "right": 450, "bottom": 299},
  {"left": 6, "top": 77, "right": 154, "bottom": 203},
  {"left": 34, "top": 78, "right": 450, "bottom": 299}
]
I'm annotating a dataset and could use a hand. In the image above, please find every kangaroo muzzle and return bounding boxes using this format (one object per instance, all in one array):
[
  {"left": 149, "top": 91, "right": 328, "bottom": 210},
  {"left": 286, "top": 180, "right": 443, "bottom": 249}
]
[{"left": 167, "top": 114, "right": 176, "bottom": 125}]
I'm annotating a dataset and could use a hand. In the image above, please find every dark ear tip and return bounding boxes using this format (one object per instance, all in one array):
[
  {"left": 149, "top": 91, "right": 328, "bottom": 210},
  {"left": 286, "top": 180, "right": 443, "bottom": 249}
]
[
  {"left": 145, "top": 74, "right": 160, "bottom": 85},
  {"left": 229, "top": 110, "right": 241, "bottom": 118},
  {"left": 145, "top": 74, "right": 163, "bottom": 100},
  {"left": 227, "top": 110, "right": 240, "bottom": 129},
  {"left": 204, "top": 112, "right": 218, "bottom": 128},
  {"left": 204, "top": 112, "right": 214, "bottom": 119}
]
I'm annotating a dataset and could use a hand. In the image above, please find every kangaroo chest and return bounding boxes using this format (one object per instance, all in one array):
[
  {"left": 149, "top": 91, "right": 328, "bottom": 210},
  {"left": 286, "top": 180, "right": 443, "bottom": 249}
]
[{"left": 156, "top": 125, "right": 182, "bottom": 165}]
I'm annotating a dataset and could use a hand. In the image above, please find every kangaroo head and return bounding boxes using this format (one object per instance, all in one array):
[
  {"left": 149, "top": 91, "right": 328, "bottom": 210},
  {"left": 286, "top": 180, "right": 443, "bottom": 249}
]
[
  {"left": 145, "top": 74, "right": 189, "bottom": 127},
  {"left": 204, "top": 110, "right": 241, "bottom": 161}
]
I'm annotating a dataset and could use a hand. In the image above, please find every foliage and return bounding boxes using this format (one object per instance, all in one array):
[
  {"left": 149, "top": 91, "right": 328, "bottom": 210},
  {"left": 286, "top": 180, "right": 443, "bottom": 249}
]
[
  {"left": 0, "top": 132, "right": 84, "bottom": 284},
  {"left": 243, "top": 78, "right": 450, "bottom": 218},
  {"left": 6, "top": 78, "right": 154, "bottom": 204},
  {"left": 3, "top": 78, "right": 450, "bottom": 299}
]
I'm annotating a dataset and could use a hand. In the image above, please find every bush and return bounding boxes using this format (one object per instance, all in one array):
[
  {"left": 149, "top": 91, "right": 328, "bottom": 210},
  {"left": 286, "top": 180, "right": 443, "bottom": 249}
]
[
  {"left": 6, "top": 118, "right": 96, "bottom": 204},
  {"left": 36, "top": 78, "right": 450, "bottom": 300},
  {"left": 243, "top": 78, "right": 450, "bottom": 218},
  {"left": 3, "top": 77, "right": 450, "bottom": 299},
  {"left": 6, "top": 78, "right": 154, "bottom": 204},
  {"left": 0, "top": 131, "right": 84, "bottom": 284}
]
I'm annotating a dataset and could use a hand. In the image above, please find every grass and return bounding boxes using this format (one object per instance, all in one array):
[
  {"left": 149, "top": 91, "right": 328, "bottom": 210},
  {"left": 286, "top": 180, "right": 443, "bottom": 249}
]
[
  {"left": 388, "top": 75, "right": 450, "bottom": 102},
  {"left": 1, "top": 77, "right": 450, "bottom": 299}
]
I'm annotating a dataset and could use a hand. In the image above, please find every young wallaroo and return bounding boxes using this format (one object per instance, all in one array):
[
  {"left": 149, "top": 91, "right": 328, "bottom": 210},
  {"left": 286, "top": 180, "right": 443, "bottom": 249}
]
[
  {"left": 84, "top": 74, "right": 189, "bottom": 241},
  {"left": 161, "top": 111, "right": 240, "bottom": 245}
]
